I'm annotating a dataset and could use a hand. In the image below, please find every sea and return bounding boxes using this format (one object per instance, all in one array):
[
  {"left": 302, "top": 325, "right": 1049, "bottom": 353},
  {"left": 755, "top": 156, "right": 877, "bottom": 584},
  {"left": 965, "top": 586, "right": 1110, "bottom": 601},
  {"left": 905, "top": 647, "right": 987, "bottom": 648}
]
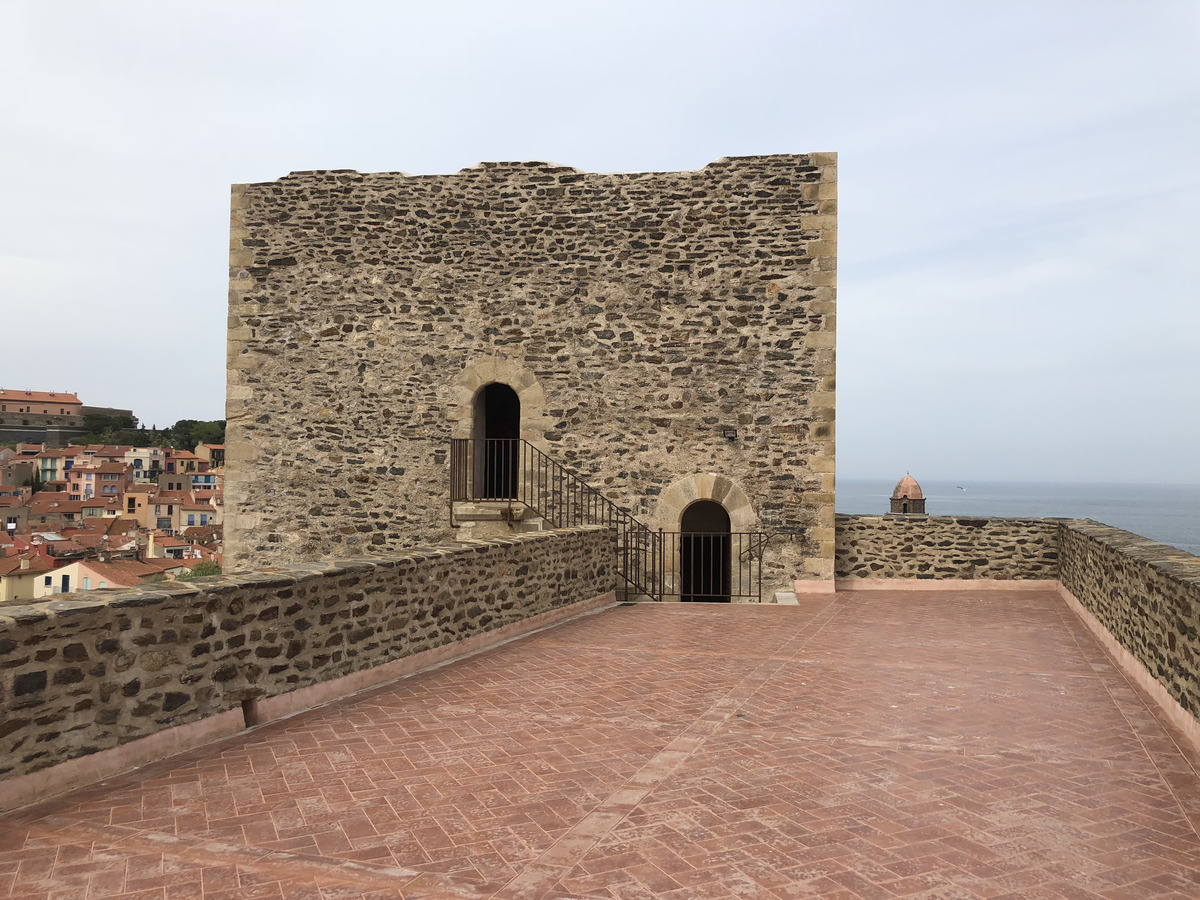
[{"left": 837, "top": 479, "right": 1200, "bottom": 557}]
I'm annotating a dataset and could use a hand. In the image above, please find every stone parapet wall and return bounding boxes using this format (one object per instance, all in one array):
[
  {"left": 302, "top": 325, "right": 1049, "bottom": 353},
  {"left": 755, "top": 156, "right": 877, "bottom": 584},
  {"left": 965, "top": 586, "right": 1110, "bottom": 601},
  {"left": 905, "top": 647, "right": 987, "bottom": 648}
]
[
  {"left": 0, "top": 526, "right": 615, "bottom": 782},
  {"left": 835, "top": 515, "right": 1061, "bottom": 580},
  {"left": 1059, "top": 521, "right": 1200, "bottom": 716},
  {"left": 0, "top": 413, "right": 88, "bottom": 448},
  {"left": 834, "top": 513, "right": 1200, "bottom": 728}
]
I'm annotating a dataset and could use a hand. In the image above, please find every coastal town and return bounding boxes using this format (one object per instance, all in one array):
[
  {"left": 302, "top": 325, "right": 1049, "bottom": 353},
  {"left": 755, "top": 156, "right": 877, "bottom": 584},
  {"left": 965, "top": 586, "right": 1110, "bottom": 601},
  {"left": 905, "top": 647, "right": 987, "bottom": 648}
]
[{"left": 0, "top": 388, "right": 223, "bottom": 603}]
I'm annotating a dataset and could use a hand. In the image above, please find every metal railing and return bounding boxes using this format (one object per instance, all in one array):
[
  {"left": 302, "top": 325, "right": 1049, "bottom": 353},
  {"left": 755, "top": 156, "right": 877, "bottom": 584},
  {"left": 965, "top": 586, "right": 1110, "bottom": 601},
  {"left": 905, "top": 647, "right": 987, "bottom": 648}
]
[
  {"left": 449, "top": 438, "right": 768, "bottom": 602},
  {"left": 653, "top": 531, "right": 767, "bottom": 602}
]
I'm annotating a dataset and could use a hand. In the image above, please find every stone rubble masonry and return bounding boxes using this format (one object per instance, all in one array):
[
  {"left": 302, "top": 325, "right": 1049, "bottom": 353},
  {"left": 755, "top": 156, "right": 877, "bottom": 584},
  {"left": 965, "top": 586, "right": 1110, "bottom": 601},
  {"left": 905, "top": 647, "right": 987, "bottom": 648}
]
[
  {"left": 0, "top": 526, "right": 616, "bottom": 783},
  {"left": 835, "top": 514, "right": 1062, "bottom": 580},
  {"left": 225, "top": 155, "right": 837, "bottom": 591},
  {"left": 1060, "top": 521, "right": 1200, "bottom": 719}
]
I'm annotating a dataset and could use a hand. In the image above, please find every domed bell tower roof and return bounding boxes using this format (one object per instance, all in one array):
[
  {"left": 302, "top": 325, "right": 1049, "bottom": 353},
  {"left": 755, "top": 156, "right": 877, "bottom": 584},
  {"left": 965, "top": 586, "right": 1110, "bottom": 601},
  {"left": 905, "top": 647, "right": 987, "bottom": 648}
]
[{"left": 891, "top": 474, "right": 924, "bottom": 501}]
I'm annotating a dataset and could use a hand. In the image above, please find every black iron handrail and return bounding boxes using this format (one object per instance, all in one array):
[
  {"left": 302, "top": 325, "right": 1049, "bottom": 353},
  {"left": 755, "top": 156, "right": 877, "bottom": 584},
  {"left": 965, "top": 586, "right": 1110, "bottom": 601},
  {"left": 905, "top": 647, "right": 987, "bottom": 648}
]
[
  {"left": 450, "top": 438, "right": 663, "bottom": 599},
  {"left": 449, "top": 438, "right": 770, "bottom": 602}
]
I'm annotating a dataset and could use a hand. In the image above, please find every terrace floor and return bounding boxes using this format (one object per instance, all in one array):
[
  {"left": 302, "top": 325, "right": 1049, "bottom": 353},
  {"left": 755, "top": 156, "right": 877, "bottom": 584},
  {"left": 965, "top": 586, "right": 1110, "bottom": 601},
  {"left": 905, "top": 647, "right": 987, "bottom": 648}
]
[{"left": 4, "top": 588, "right": 1200, "bottom": 900}]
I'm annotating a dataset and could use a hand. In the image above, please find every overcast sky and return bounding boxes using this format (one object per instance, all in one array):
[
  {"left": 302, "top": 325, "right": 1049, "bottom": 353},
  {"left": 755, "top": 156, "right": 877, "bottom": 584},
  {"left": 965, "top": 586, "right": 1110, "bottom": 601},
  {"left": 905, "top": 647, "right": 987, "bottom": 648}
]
[{"left": 3, "top": 1, "right": 1197, "bottom": 483}]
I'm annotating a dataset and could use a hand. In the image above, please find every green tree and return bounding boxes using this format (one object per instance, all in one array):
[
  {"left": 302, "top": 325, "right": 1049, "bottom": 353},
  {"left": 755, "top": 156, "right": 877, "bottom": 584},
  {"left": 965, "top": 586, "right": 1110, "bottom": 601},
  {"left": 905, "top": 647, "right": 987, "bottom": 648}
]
[
  {"left": 178, "top": 560, "right": 221, "bottom": 580},
  {"left": 81, "top": 413, "right": 134, "bottom": 434},
  {"left": 191, "top": 420, "right": 225, "bottom": 446}
]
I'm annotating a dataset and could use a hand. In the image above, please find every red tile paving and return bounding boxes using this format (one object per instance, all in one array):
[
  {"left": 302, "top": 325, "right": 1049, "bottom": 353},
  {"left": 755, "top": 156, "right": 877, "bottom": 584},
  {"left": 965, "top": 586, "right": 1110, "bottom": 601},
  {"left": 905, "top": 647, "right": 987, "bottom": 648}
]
[{"left": 4, "top": 588, "right": 1200, "bottom": 899}]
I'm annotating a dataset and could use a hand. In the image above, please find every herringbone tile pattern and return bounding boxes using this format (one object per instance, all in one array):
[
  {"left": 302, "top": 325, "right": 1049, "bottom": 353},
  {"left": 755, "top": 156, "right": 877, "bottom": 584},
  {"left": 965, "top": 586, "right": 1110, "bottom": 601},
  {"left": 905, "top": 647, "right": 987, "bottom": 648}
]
[{"left": 3, "top": 591, "right": 1200, "bottom": 899}]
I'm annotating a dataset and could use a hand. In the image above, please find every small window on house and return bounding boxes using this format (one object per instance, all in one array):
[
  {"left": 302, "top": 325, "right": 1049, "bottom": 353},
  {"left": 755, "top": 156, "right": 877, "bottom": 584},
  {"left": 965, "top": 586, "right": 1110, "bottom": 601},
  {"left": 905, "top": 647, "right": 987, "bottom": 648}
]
[
  {"left": 83, "top": 577, "right": 91, "bottom": 590},
  {"left": 99, "top": 582, "right": 106, "bottom": 589},
  {"left": 187, "top": 514, "right": 195, "bottom": 526},
  {"left": 200, "top": 514, "right": 208, "bottom": 526},
  {"left": 43, "top": 576, "right": 51, "bottom": 586}
]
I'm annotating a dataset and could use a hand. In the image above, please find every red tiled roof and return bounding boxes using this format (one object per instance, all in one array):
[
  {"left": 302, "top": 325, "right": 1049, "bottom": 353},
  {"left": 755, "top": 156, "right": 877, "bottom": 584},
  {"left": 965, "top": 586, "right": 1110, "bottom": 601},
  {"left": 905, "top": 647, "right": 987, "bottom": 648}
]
[
  {"left": 79, "top": 559, "right": 165, "bottom": 586},
  {"left": 181, "top": 525, "right": 221, "bottom": 543},
  {"left": 29, "top": 497, "right": 85, "bottom": 513},
  {"left": 0, "top": 554, "right": 57, "bottom": 576},
  {"left": 77, "top": 462, "right": 130, "bottom": 474},
  {"left": 891, "top": 473, "right": 924, "bottom": 500},
  {"left": 61, "top": 533, "right": 106, "bottom": 549},
  {"left": 138, "top": 558, "right": 188, "bottom": 573},
  {"left": 0, "top": 389, "right": 82, "bottom": 405},
  {"left": 80, "top": 498, "right": 122, "bottom": 510}
]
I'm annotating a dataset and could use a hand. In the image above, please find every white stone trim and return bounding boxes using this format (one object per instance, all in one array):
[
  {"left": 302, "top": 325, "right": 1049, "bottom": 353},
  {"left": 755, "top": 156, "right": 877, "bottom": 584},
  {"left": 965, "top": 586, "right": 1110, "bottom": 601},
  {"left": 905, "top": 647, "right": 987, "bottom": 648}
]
[
  {"left": 653, "top": 472, "right": 757, "bottom": 533},
  {"left": 447, "top": 356, "right": 549, "bottom": 441}
]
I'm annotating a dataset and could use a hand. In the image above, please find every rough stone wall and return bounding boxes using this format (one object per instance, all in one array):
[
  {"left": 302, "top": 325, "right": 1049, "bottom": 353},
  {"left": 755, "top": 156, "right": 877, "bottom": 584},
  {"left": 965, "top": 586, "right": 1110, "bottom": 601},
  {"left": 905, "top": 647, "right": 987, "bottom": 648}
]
[
  {"left": 1060, "top": 520, "right": 1200, "bottom": 715},
  {"left": 835, "top": 515, "right": 1061, "bottom": 580},
  {"left": 226, "top": 155, "right": 836, "bottom": 588},
  {"left": 0, "top": 526, "right": 615, "bottom": 781},
  {"left": 0, "top": 414, "right": 87, "bottom": 448}
]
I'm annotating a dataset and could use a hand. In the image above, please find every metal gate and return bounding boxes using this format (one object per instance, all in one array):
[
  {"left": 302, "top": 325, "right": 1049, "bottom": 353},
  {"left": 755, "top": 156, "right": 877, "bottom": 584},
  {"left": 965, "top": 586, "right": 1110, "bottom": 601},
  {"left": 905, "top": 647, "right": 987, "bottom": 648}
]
[
  {"left": 645, "top": 531, "right": 768, "bottom": 603},
  {"left": 450, "top": 438, "right": 770, "bottom": 602}
]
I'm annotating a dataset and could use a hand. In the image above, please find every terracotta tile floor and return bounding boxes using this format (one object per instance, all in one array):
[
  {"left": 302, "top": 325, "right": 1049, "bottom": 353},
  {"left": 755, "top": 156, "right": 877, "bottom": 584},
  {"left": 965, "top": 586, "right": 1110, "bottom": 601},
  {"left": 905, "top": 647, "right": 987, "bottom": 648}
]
[{"left": 5, "top": 588, "right": 1200, "bottom": 899}]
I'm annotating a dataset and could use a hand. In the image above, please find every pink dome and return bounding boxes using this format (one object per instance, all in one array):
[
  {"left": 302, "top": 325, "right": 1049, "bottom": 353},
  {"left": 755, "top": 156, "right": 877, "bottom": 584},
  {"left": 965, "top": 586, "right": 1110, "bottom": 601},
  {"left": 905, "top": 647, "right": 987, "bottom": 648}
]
[{"left": 891, "top": 474, "right": 924, "bottom": 500}]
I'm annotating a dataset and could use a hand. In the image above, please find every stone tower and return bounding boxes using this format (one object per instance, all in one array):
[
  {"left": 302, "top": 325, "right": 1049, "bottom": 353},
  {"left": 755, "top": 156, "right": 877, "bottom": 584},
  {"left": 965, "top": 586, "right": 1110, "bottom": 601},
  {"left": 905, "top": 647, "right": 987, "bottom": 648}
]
[
  {"left": 890, "top": 474, "right": 926, "bottom": 515},
  {"left": 225, "top": 154, "right": 837, "bottom": 593}
]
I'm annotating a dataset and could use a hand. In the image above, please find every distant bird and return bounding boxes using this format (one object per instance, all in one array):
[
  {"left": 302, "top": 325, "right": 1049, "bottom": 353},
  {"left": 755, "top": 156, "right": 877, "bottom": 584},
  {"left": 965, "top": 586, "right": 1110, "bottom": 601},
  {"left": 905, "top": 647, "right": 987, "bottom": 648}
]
[{"left": 956, "top": 486, "right": 967, "bottom": 491}]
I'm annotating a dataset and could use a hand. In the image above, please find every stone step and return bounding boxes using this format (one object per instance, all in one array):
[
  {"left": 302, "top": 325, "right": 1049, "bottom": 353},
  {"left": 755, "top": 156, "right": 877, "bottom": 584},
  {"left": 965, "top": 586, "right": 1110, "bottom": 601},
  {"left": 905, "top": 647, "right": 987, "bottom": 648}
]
[
  {"left": 512, "top": 519, "right": 546, "bottom": 533},
  {"left": 452, "top": 501, "right": 530, "bottom": 522}
]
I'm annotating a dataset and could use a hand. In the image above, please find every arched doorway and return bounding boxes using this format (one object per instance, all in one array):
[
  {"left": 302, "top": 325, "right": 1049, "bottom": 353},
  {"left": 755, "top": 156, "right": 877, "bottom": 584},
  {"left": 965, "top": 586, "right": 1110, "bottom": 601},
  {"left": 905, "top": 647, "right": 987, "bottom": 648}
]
[
  {"left": 681, "top": 500, "right": 731, "bottom": 603},
  {"left": 473, "top": 383, "right": 520, "bottom": 499}
]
